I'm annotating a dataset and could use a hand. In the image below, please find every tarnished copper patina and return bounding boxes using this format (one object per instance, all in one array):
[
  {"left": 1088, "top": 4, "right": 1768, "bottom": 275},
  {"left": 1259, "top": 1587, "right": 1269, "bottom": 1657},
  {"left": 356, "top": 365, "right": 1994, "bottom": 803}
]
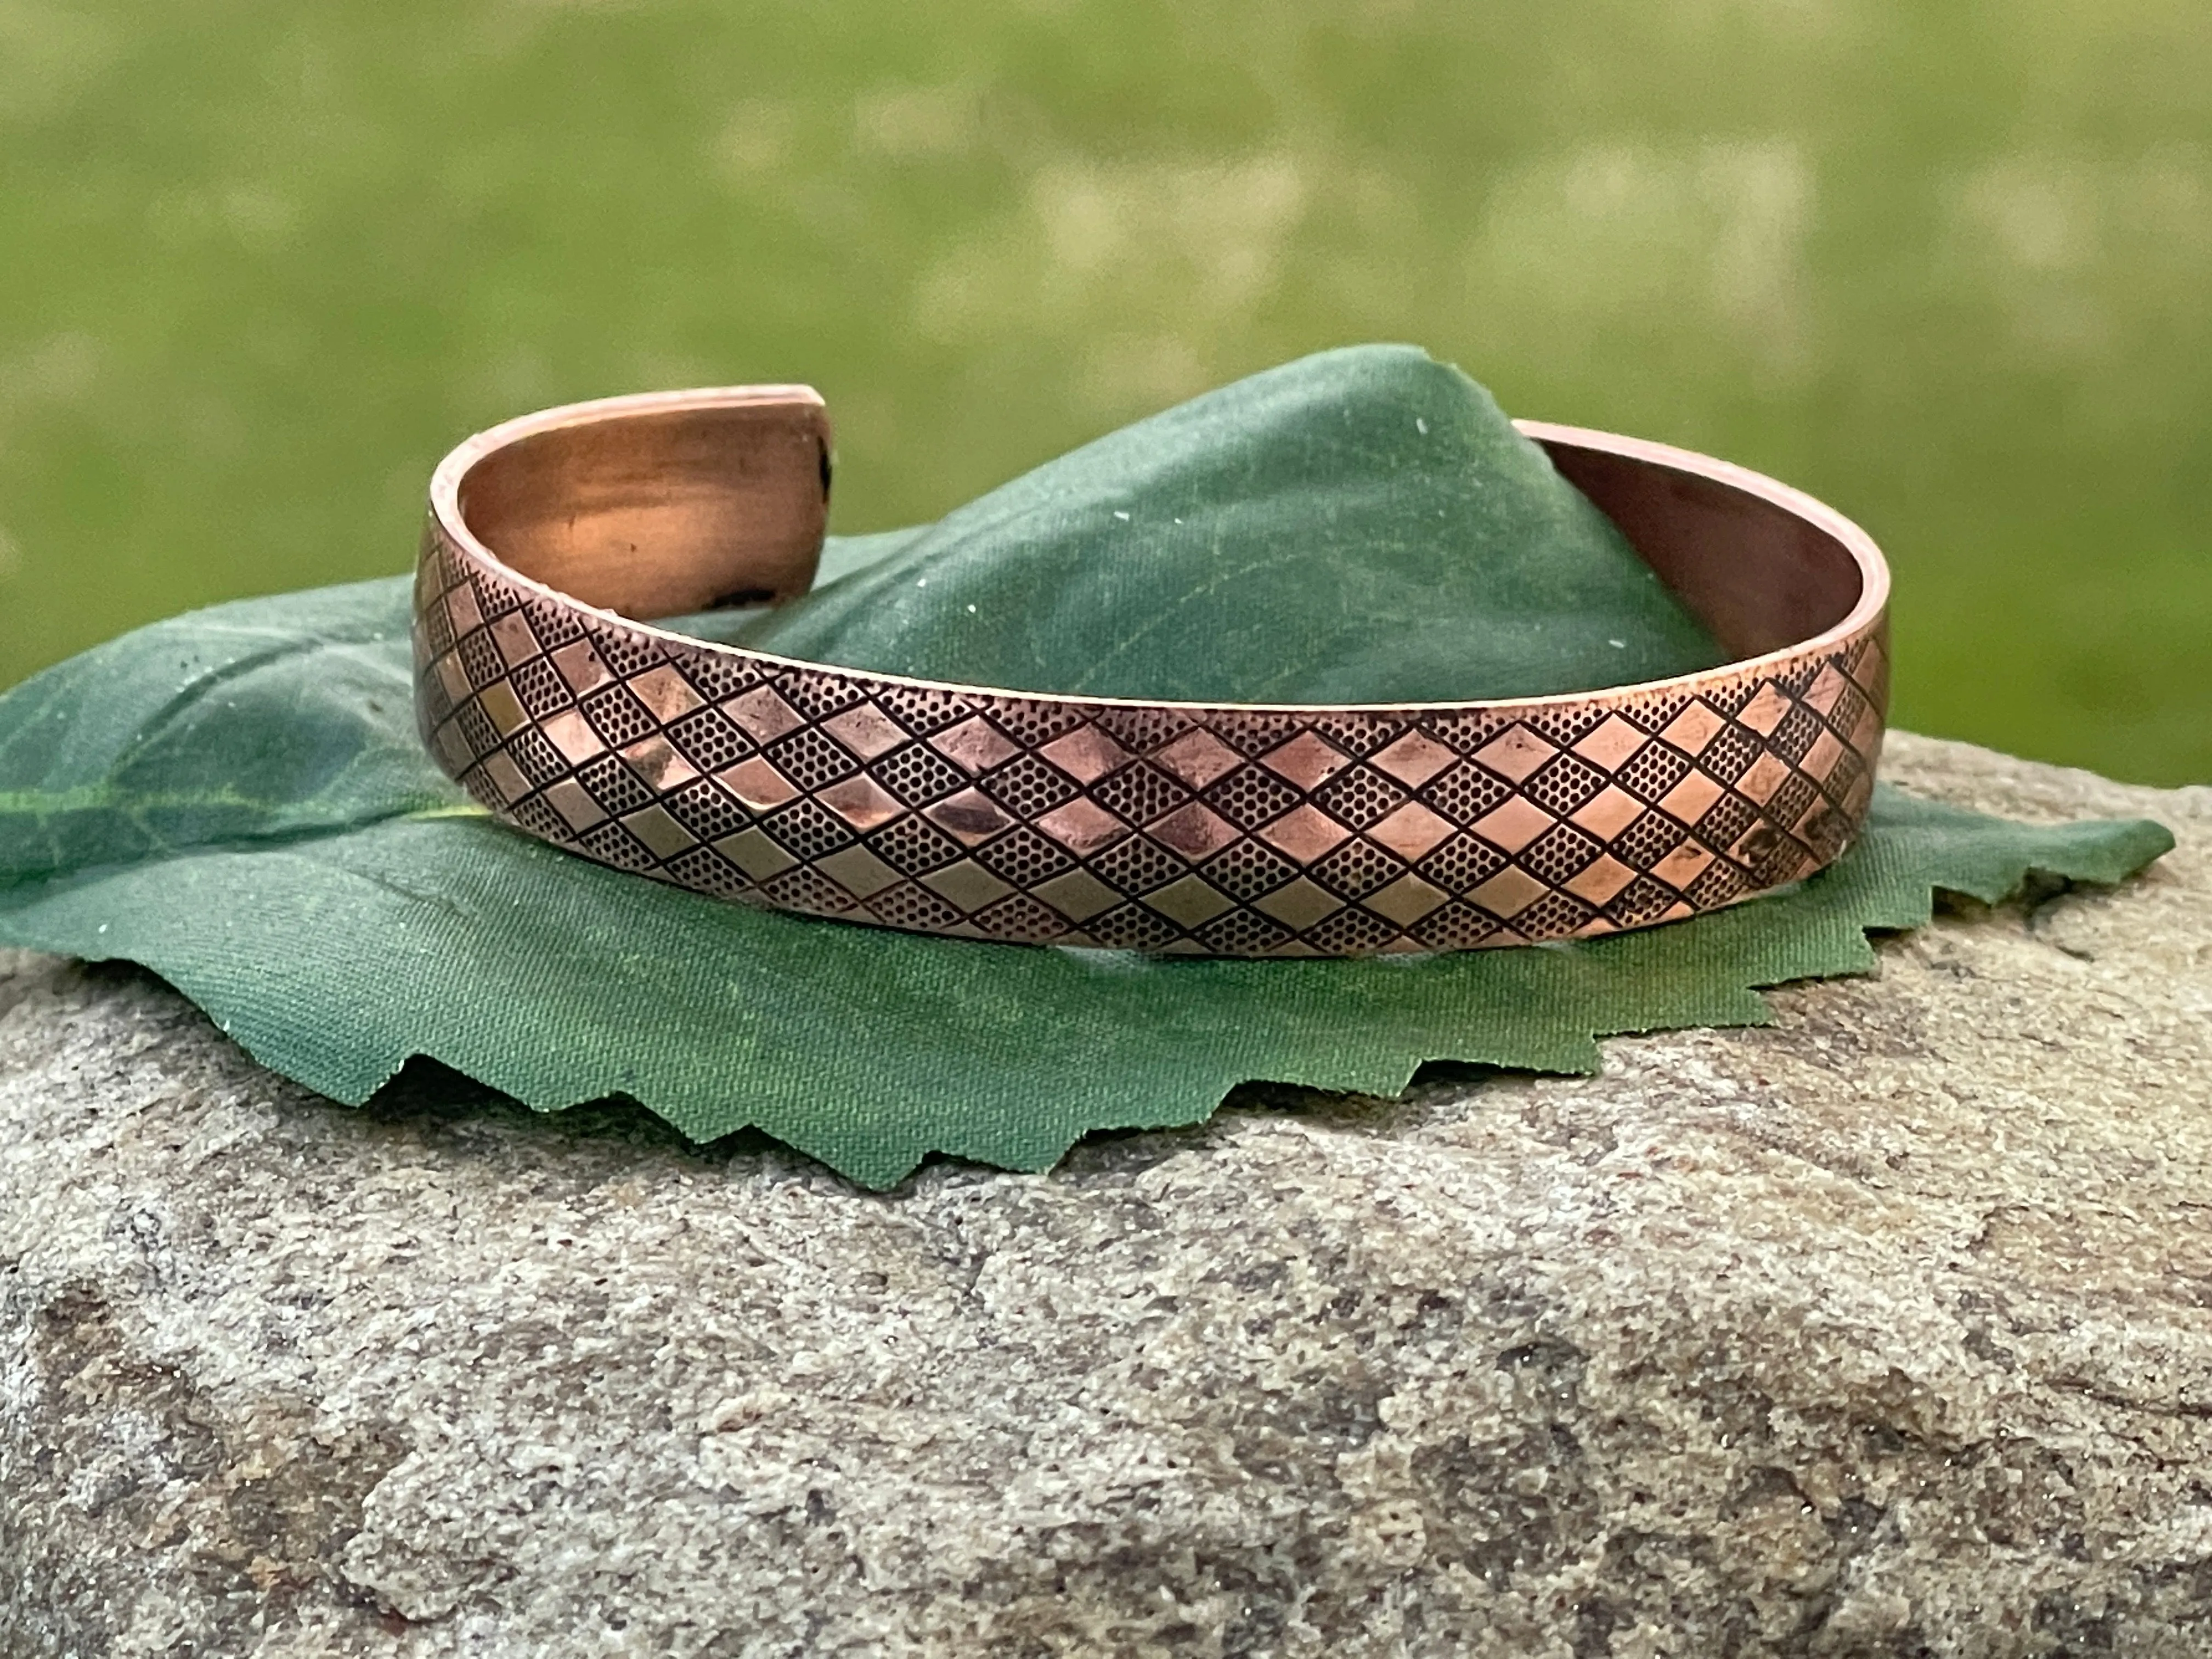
[{"left": 414, "top": 387, "right": 1889, "bottom": 957}]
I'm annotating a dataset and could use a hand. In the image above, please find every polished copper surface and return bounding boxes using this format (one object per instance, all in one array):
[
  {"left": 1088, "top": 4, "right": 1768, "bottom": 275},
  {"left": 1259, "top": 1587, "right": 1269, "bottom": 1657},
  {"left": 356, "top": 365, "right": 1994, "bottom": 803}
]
[{"left": 414, "top": 387, "right": 1890, "bottom": 956}]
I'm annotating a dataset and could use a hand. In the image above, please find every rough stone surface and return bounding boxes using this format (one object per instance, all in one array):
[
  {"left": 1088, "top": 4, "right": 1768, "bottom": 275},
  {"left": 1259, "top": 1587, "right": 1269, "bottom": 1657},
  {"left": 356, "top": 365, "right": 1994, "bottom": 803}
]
[{"left": 1, "top": 731, "right": 2208, "bottom": 1658}]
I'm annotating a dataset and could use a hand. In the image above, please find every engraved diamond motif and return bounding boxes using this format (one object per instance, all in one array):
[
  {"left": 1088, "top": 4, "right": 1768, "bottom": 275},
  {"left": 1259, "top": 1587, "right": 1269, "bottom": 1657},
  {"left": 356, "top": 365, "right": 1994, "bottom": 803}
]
[
  {"left": 1471, "top": 797, "right": 1554, "bottom": 855},
  {"left": 1039, "top": 724, "right": 1131, "bottom": 783},
  {"left": 1255, "top": 878, "right": 1342, "bottom": 929},
  {"left": 1659, "top": 771, "right": 1725, "bottom": 826},
  {"left": 1313, "top": 765, "right": 1407, "bottom": 831},
  {"left": 1091, "top": 761, "right": 1188, "bottom": 829},
  {"left": 542, "top": 709, "right": 607, "bottom": 766},
  {"left": 1651, "top": 840, "right": 1717, "bottom": 890},
  {"left": 763, "top": 797, "right": 854, "bottom": 861},
  {"left": 415, "top": 478, "right": 1887, "bottom": 957},
  {"left": 1521, "top": 823, "right": 1603, "bottom": 886},
  {"left": 981, "top": 753, "right": 1079, "bottom": 818},
  {"left": 1428, "top": 761, "right": 1512, "bottom": 826},
  {"left": 924, "top": 788, "right": 1017, "bottom": 847},
  {"left": 1259, "top": 805, "right": 1352, "bottom": 861},
  {"left": 1570, "top": 785, "right": 1644, "bottom": 839},
  {"left": 582, "top": 684, "right": 653, "bottom": 748},
  {"left": 1035, "top": 798, "right": 1128, "bottom": 855},
  {"left": 1368, "top": 802, "right": 1454, "bottom": 861},
  {"left": 1565, "top": 854, "right": 1638, "bottom": 906},
  {"left": 1660, "top": 700, "right": 1725, "bottom": 755},
  {"left": 974, "top": 826, "right": 1077, "bottom": 888},
  {"left": 1307, "top": 907, "right": 1397, "bottom": 954},
  {"left": 1204, "top": 765, "right": 1301, "bottom": 831},
  {"left": 511, "top": 657, "right": 570, "bottom": 720},
  {"left": 552, "top": 640, "right": 612, "bottom": 697},
  {"left": 1201, "top": 840, "right": 1297, "bottom": 902},
  {"left": 924, "top": 859, "right": 1015, "bottom": 913},
  {"left": 578, "top": 753, "right": 650, "bottom": 816},
  {"left": 1144, "top": 874, "right": 1235, "bottom": 928},
  {"left": 1259, "top": 731, "right": 1350, "bottom": 789},
  {"left": 720, "top": 757, "right": 799, "bottom": 813},
  {"left": 973, "top": 893, "right": 1069, "bottom": 941},
  {"left": 1417, "top": 833, "right": 1508, "bottom": 891},
  {"left": 1092, "top": 835, "right": 1186, "bottom": 894},
  {"left": 630, "top": 665, "right": 704, "bottom": 722},
  {"left": 876, "top": 743, "right": 968, "bottom": 808},
  {"left": 620, "top": 805, "right": 696, "bottom": 859},
  {"left": 509, "top": 728, "right": 566, "bottom": 787},
  {"left": 815, "top": 843, "right": 905, "bottom": 900},
  {"left": 1473, "top": 725, "right": 1556, "bottom": 783},
  {"left": 1735, "top": 752, "right": 1791, "bottom": 805},
  {"left": 930, "top": 715, "right": 1019, "bottom": 775},
  {"left": 664, "top": 707, "right": 752, "bottom": 772},
  {"left": 1523, "top": 754, "right": 1606, "bottom": 816},
  {"left": 1149, "top": 803, "right": 1240, "bottom": 861},
  {"left": 725, "top": 686, "right": 804, "bottom": 743},
  {"left": 822, "top": 701, "right": 909, "bottom": 760},
  {"left": 865, "top": 883, "right": 965, "bottom": 933},
  {"left": 1033, "top": 867, "right": 1120, "bottom": 922},
  {"left": 1155, "top": 729, "right": 1242, "bottom": 788},
  {"left": 1470, "top": 866, "right": 1547, "bottom": 919},
  {"left": 1364, "top": 873, "right": 1448, "bottom": 926},
  {"left": 1371, "top": 730, "right": 1458, "bottom": 787},
  {"left": 1312, "top": 838, "right": 1406, "bottom": 900},
  {"left": 764, "top": 726, "right": 856, "bottom": 792},
  {"left": 664, "top": 777, "right": 748, "bottom": 843},
  {"left": 1737, "top": 682, "right": 1793, "bottom": 736},
  {"left": 1572, "top": 714, "right": 1649, "bottom": 769},
  {"left": 763, "top": 865, "right": 857, "bottom": 914},
  {"left": 1412, "top": 901, "right": 1499, "bottom": 950},
  {"left": 1088, "top": 904, "right": 1182, "bottom": 951},
  {"left": 578, "top": 818, "right": 653, "bottom": 871},
  {"left": 871, "top": 815, "right": 966, "bottom": 877},
  {"left": 1196, "top": 909, "right": 1292, "bottom": 956},
  {"left": 621, "top": 734, "right": 698, "bottom": 792},
  {"left": 1700, "top": 724, "right": 1759, "bottom": 784},
  {"left": 818, "top": 775, "right": 905, "bottom": 831},
  {"left": 444, "top": 580, "right": 484, "bottom": 640}
]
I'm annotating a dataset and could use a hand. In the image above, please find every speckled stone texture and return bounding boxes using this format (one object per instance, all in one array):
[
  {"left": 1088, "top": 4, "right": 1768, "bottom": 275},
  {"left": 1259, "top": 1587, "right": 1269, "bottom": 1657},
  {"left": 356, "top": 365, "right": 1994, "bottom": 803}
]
[{"left": 0, "top": 732, "right": 2206, "bottom": 1659}]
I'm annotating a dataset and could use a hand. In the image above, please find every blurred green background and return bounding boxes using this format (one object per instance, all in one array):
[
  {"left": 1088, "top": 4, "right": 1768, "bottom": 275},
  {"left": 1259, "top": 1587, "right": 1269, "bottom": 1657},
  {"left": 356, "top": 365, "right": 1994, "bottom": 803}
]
[{"left": 2, "top": 0, "right": 2207, "bottom": 782}]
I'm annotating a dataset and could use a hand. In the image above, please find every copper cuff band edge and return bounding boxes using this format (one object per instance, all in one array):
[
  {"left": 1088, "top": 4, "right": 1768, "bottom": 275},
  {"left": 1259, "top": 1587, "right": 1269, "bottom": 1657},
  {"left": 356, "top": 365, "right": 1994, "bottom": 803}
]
[{"left": 413, "top": 387, "right": 1890, "bottom": 959}]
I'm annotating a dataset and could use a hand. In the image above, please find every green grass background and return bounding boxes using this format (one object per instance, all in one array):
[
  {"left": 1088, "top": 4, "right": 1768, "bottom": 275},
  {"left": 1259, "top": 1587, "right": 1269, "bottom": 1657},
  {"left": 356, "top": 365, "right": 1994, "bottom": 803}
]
[{"left": 2, "top": 0, "right": 2207, "bottom": 782}]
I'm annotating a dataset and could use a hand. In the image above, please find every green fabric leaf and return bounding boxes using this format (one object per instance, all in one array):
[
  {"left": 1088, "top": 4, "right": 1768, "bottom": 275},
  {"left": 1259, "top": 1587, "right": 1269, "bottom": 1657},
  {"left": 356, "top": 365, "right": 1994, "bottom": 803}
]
[
  {"left": 0, "top": 577, "right": 2171, "bottom": 1189},
  {"left": 0, "top": 349, "right": 2172, "bottom": 1186},
  {"left": 747, "top": 346, "right": 1726, "bottom": 701}
]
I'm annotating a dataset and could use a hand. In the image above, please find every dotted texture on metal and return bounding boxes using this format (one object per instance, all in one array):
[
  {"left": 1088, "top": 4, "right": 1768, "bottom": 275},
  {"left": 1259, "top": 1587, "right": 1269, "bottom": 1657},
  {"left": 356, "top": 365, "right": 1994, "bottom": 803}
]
[{"left": 414, "top": 528, "right": 1887, "bottom": 957}]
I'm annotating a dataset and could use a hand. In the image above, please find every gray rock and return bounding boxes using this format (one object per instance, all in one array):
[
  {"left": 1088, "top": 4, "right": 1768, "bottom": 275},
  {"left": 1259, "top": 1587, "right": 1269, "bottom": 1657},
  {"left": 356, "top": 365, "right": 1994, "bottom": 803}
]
[{"left": 1, "top": 732, "right": 2208, "bottom": 1658}]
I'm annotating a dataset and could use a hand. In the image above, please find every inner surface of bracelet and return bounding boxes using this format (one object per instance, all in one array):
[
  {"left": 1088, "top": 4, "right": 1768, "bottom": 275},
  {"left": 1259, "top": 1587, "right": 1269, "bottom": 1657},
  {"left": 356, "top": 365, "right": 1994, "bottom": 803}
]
[
  {"left": 450, "top": 390, "right": 1868, "bottom": 672},
  {"left": 1539, "top": 440, "right": 1865, "bottom": 661},
  {"left": 455, "top": 391, "right": 831, "bottom": 622}
]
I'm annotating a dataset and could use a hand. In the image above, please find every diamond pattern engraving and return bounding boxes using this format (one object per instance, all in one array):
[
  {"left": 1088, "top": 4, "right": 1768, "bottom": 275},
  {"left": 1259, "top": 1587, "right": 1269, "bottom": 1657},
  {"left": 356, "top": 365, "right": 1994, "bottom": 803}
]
[
  {"left": 981, "top": 753, "right": 1079, "bottom": 819},
  {"left": 1312, "top": 765, "right": 1407, "bottom": 831},
  {"left": 1034, "top": 798, "right": 1127, "bottom": 855},
  {"left": 1091, "top": 835, "right": 1187, "bottom": 895},
  {"left": 924, "top": 788, "right": 1014, "bottom": 847},
  {"left": 415, "top": 518, "right": 1889, "bottom": 957},
  {"left": 1202, "top": 840, "right": 1299, "bottom": 902},
  {"left": 875, "top": 743, "right": 968, "bottom": 808},
  {"left": 872, "top": 815, "right": 966, "bottom": 877},
  {"left": 973, "top": 826, "right": 1077, "bottom": 888},
  {"left": 1204, "top": 765, "right": 1301, "bottom": 831},
  {"left": 930, "top": 715, "right": 1018, "bottom": 775},
  {"left": 1312, "top": 838, "right": 1407, "bottom": 900},
  {"left": 1260, "top": 731, "right": 1351, "bottom": 788},
  {"left": 1155, "top": 728, "right": 1242, "bottom": 788}
]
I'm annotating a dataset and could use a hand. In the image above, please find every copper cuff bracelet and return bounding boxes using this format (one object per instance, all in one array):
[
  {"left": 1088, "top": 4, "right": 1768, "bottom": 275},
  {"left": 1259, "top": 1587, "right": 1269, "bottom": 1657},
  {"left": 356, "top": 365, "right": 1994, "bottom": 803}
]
[{"left": 413, "top": 387, "right": 1889, "bottom": 957}]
